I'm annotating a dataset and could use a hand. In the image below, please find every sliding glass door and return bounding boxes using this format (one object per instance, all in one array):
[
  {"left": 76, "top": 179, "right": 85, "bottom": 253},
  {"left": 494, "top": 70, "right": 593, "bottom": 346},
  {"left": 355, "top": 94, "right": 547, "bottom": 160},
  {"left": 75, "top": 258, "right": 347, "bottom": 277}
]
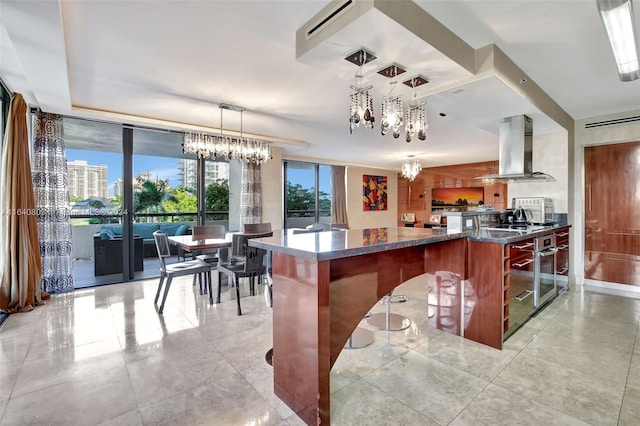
[{"left": 283, "top": 161, "right": 331, "bottom": 229}]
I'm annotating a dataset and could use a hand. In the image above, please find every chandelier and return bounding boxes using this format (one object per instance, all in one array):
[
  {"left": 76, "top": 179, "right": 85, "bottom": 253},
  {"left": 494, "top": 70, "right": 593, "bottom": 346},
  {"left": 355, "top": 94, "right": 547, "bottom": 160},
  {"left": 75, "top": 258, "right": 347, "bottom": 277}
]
[
  {"left": 403, "top": 77, "right": 429, "bottom": 143},
  {"left": 346, "top": 49, "right": 376, "bottom": 133},
  {"left": 401, "top": 157, "right": 422, "bottom": 181},
  {"left": 378, "top": 64, "right": 406, "bottom": 138},
  {"left": 182, "top": 104, "right": 272, "bottom": 164}
]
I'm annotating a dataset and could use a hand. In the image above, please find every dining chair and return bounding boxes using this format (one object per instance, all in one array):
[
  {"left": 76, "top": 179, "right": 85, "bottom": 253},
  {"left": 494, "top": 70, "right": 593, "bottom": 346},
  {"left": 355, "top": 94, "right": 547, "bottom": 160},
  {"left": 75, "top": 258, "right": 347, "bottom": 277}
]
[
  {"left": 192, "top": 224, "right": 227, "bottom": 263},
  {"left": 217, "top": 232, "right": 271, "bottom": 315},
  {"left": 153, "top": 232, "right": 212, "bottom": 314},
  {"left": 243, "top": 222, "right": 272, "bottom": 233}
]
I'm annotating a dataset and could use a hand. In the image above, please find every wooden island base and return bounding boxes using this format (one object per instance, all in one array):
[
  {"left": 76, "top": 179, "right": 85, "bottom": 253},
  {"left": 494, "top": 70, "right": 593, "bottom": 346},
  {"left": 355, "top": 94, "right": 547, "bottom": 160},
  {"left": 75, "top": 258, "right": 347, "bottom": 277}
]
[{"left": 269, "top": 237, "right": 466, "bottom": 425}]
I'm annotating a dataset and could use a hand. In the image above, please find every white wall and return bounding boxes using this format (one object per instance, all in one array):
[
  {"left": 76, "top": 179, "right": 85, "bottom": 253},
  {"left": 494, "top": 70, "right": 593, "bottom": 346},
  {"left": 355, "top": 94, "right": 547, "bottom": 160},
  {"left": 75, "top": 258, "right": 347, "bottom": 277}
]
[
  {"left": 572, "top": 109, "right": 640, "bottom": 292},
  {"left": 346, "top": 166, "right": 398, "bottom": 229},
  {"left": 508, "top": 131, "right": 569, "bottom": 213}
]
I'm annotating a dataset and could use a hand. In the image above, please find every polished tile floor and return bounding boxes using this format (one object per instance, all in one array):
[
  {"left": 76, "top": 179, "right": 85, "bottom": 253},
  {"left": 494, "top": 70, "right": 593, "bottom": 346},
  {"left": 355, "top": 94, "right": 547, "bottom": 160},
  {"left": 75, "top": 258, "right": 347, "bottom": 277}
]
[{"left": 1, "top": 274, "right": 639, "bottom": 425}]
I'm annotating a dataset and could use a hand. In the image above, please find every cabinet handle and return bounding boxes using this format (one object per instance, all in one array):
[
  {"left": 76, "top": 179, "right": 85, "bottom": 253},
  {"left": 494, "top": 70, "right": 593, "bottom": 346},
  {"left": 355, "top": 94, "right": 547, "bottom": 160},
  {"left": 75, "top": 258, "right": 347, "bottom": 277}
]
[
  {"left": 513, "top": 290, "right": 533, "bottom": 301},
  {"left": 557, "top": 267, "right": 568, "bottom": 274},
  {"left": 512, "top": 258, "right": 534, "bottom": 268},
  {"left": 557, "top": 232, "right": 569, "bottom": 237},
  {"left": 512, "top": 242, "right": 534, "bottom": 249},
  {"left": 557, "top": 244, "right": 569, "bottom": 250},
  {"left": 607, "top": 232, "right": 640, "bottom": 236},
  {"left": 588, "top": 184, "right": 592, "bottom": 212}
]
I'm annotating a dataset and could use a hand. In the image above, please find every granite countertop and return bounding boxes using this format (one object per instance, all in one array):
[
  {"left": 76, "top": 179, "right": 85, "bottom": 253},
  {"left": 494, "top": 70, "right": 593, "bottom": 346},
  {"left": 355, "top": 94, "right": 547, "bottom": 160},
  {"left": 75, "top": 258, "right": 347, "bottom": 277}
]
[
  {"left": 248, "top": 227, "right": 469, "bottom": 261},
  {"left": 467, "top": 224, "right": 571, "bottom": 244}
]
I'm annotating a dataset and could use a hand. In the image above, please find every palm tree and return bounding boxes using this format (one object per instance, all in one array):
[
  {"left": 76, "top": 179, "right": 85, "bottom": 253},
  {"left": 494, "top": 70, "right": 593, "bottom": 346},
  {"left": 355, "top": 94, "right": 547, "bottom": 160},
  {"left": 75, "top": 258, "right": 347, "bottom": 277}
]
[{"left": 134, "top": 178, "right": 177, "bottom": 217}]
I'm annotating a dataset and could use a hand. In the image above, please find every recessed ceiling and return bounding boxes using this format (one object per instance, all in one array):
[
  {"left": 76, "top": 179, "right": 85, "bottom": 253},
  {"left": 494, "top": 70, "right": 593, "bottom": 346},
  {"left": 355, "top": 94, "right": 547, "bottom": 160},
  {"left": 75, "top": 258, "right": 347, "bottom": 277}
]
[{"left": 1, "top": 1, "right": 637, "bottom": 170}]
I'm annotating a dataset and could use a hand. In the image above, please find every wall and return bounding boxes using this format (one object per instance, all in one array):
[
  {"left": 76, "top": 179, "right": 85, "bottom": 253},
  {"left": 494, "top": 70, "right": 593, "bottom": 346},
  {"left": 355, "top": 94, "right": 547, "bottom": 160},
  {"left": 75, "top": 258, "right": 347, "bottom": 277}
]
[
  {"left": 347, "top": 166, "right": 398, "bottom": 229},
  {"left": 508, "top": 131, "right": 569, "bottom": 212},
  {"left": 573, "top": 109, "right": 640, "bottom": 292},
  {"left": 397, "top": 161, "right": 507, "bottom": 225}
]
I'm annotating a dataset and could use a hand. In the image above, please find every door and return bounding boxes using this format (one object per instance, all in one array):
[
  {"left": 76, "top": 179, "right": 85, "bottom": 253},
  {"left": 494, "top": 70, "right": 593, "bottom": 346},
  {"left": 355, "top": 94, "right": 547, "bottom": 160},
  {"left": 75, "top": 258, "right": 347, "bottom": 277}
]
[{"left": 584, "top": 142, "right": 640, "bottom": 286}]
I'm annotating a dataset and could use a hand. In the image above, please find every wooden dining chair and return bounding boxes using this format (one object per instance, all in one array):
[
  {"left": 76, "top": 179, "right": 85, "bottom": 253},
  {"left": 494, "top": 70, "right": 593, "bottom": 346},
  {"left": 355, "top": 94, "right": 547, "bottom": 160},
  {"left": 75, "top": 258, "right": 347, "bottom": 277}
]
[
  {"left": 153, "top": 232, "right": 212, "bottom": 314},
  {"left": 217, "top": 232, "right": 272, "bottom": 315}
]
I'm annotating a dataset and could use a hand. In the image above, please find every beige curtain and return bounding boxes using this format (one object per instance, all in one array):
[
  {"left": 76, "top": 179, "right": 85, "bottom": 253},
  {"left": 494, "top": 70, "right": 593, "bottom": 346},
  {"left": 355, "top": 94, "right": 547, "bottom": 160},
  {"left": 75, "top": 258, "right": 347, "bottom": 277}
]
[
  {"left": 331, "top": 165, "right": 348, "bottom": 226},
  {"left": 0, "top": 93, "right": 46, "bottom": 312}
]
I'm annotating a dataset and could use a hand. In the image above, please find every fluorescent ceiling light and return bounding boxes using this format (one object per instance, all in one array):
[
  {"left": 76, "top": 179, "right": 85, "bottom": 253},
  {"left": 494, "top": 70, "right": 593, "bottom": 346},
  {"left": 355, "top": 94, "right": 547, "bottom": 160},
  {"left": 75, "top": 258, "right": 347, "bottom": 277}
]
[{"left": 597, "top": 0, "right": 640, "bottom": 81}]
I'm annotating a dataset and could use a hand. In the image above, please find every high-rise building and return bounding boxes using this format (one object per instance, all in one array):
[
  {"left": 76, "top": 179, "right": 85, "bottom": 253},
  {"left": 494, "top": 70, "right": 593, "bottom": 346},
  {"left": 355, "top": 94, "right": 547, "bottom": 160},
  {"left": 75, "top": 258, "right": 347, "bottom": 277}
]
[
  {"left": 113, "top": 178, "right": 123, "bottom": 197},
  {"left": 67, "top": 160, "right": 108, "bottom": 199},
  {"left": 177, "top": 159, "right": 229, "bottom": 189}
]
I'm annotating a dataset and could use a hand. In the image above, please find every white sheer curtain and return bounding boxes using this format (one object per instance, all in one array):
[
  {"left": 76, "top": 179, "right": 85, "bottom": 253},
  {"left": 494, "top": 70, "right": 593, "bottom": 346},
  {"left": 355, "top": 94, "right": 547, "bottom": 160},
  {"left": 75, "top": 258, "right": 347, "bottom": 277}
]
[
  {"left": 32, "top": 111, "right": 74, "bottom": 294},
  {"left": 240, "top": 161, "right": 262, "bottom": 225}
]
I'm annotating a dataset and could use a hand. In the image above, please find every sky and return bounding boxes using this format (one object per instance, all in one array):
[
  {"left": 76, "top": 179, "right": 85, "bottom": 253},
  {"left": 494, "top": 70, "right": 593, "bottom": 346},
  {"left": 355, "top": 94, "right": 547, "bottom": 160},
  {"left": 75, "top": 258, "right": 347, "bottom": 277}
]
[{"left": 66, "top": 149, "right": 329, "bottom": 197}]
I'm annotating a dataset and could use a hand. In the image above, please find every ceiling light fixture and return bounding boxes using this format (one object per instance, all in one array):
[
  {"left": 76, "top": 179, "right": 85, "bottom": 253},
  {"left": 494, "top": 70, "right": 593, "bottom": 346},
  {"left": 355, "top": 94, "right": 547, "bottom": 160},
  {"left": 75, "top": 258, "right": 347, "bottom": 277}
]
[
  {"left": 401, "top": 156, "right": 422, "bottom": 181},
  {"left": 403, "top": 76, "right": 429, "bottom": 143},
  {"left": 346, "top": 49, "right": 376, "bottom": 133},
  {"left": 597, "top": 0, "right": 640, "bottom": 81},
  {"left": 182, "top": 104, "right": 272, "bottom": 164},
  {"left": 378, "top": 64, "right": 406, "bottom": 138}
]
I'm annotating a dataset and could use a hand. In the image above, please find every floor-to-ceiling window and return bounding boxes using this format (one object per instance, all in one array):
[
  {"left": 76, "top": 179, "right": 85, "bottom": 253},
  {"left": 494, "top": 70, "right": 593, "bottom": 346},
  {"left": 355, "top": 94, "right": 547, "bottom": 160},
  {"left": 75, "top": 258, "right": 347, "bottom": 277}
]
[
  {"left": 283, "top": 160, "right": 331, "bottom": 229},
  {"left": 63, "top": 116, "right": 233, "bottom": 288}
]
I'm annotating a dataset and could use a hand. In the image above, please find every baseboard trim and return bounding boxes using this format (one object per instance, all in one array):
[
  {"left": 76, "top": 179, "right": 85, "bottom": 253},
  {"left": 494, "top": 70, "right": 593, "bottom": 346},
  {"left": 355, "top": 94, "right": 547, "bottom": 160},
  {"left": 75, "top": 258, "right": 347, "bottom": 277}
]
[{"left": 584, "top": 279, "right": 640, "bottom": 299}]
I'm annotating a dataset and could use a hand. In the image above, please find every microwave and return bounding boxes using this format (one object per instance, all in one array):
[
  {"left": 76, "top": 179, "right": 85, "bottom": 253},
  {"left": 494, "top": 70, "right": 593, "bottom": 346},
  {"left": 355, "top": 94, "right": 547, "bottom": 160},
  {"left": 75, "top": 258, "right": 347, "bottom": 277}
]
[{"left": 512, "top": 197, "right": 554, "bottom": 224}]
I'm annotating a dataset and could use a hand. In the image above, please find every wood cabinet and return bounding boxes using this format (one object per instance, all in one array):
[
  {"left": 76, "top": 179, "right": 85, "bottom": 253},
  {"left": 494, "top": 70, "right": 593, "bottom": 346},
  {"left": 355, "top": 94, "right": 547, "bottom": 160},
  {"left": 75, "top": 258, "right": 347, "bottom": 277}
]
[
  {"left": 556, "top": 228, "right": 570, "bottom": 290},
  {"left": 584, "top": 142, "right": 640, "bottom": 286}
]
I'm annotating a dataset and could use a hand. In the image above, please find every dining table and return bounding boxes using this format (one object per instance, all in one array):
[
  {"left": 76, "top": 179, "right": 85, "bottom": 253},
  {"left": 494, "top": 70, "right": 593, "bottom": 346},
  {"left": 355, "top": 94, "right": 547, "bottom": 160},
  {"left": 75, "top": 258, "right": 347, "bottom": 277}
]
[{"left": 167, "top": 234, "right": 232, "bottom": 254}]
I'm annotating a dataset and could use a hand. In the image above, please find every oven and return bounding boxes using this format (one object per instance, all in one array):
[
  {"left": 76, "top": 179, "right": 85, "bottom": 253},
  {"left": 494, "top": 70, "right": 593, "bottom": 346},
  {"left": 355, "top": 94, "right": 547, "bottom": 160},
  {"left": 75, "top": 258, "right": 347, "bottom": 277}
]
[{"left": 534, "top": 233, "right": 557, "bottom": 308}]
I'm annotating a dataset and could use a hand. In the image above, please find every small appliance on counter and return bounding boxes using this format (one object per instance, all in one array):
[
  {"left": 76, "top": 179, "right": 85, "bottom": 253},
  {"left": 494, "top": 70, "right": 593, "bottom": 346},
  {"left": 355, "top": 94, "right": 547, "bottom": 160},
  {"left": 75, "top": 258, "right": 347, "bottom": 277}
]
[{"left": 512, "top": 197, "right": 554, "bottom": 225}]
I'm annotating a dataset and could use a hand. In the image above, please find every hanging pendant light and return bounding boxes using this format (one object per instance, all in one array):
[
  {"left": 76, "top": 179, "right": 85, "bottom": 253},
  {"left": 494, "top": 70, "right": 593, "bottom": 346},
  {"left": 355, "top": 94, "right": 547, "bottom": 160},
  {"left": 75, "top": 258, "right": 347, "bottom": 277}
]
[
  {"left": 402, "top": 76, "right": 429, "bottom": 143},
  {"left": 345, "top": 49, "right": 377, "bottom": 134},
  {"left": 378, "top": 64, "right": 406, "bottom": 138},
  {"left": 401, "top": 156, "right": 422, "bottom": 181}
]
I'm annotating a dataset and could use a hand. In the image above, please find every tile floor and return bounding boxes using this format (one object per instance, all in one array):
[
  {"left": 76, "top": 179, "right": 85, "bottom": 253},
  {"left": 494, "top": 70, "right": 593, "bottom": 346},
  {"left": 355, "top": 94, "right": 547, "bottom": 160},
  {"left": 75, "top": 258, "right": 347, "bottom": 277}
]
[{"left": 0, "top": 274, "right": 639, "bottom": 425}]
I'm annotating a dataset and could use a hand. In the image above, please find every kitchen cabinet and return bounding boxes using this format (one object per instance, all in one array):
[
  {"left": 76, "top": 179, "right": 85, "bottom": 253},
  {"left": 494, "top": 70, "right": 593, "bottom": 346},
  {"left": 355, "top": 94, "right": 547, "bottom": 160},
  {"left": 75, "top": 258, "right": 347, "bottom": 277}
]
[
  {"left": 584, "top": 142, "right": 640, "bottom": 286},
  {"left": 556, "top": 229, "right": 570, "bottom": 290}
]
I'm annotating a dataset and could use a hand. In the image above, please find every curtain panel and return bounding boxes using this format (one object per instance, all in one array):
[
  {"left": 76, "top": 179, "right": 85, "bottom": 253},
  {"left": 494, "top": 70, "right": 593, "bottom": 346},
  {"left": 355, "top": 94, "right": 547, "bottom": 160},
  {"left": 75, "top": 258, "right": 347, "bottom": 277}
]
[
  {"left": 0, "top": 93, "right": 45, "bottom": 312},
  {"left": 240, "top": 161, "right": 262, "bottom": 225},
  {"left": 331, "top": 165, "right": 348, "bottom": 226},
  {"left": 32, "top": 111, "right": 74, "bottom": 294}
]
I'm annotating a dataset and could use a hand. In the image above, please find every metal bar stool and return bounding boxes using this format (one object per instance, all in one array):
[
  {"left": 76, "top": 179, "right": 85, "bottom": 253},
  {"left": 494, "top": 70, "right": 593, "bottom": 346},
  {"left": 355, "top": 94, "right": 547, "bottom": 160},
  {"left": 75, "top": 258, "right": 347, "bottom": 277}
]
[{"left": 366, "top": 289, "right": 411, "bottom": 331}]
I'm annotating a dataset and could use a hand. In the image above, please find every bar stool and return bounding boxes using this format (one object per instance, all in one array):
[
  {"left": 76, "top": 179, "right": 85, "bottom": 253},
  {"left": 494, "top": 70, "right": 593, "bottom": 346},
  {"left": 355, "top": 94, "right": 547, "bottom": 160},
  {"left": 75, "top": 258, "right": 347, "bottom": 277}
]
[
  {"left": 367, "top": 289, "right": 411, "bottom": 331},
  {"left": 343, "top": 327, "right": 374, "bottom": 349}
]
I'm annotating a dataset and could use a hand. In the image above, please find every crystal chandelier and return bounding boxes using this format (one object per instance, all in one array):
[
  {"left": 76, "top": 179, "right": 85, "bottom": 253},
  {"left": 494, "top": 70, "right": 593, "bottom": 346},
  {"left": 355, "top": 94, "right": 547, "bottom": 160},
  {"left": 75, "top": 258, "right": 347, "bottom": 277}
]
[
  {"left": 346, "top": 49, "right": 376, "bottom": 134},
  {"left": 401, "top": 157, "right": 422, "bottom": 181},
  {"left": 378, "top": 64, "right": 406, "bottom": 138},
  {"left": 403, "top": 76, "right": 429, "bottom": 143},
  {"left": 182, "top": 104, "right": 272, "bottom": 164},
  {"left": 405, "top": 103, "right": 427, "bottom": 143}
]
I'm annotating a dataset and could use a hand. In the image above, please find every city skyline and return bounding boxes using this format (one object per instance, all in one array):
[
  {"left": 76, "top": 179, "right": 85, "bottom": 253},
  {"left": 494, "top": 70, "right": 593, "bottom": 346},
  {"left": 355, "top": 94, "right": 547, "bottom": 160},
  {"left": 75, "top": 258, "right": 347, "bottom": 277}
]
[{"left": 65, "top": 149, "right": 328, "bottom": 199}]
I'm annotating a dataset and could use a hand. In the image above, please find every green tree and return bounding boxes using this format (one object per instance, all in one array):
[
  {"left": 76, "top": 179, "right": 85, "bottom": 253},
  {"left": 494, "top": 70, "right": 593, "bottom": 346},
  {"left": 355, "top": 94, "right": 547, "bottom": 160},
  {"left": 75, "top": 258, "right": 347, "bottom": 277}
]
[
  {"left": 164, "top": 186, "right": 197, "bottom": 213},
  {"left": 205, "top": 179, "right": 229, "bottom": 220},
  {"left": 287, "top": 182, "right": 314, "bottom": 216},
  {"left": 134, "top": 178, "right": 177, "bottom": 217}
]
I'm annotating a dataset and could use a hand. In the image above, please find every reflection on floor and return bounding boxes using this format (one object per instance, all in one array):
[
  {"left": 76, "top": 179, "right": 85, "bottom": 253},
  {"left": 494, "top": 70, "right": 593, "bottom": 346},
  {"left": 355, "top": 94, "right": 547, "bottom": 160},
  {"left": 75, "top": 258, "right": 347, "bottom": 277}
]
[
  {"left": 73, "top": 255, "right": 170, "bottom": 288},
  {"left": 1, "top": 274, "right": 639, "bottom": 425}
]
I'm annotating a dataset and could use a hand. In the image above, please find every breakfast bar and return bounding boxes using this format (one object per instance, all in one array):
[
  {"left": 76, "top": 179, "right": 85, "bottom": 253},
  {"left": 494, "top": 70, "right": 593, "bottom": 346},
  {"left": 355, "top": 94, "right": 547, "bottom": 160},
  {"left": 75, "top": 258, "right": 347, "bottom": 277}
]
[{"left": 250, "top": 227, "right": 468, "bottom": 425}]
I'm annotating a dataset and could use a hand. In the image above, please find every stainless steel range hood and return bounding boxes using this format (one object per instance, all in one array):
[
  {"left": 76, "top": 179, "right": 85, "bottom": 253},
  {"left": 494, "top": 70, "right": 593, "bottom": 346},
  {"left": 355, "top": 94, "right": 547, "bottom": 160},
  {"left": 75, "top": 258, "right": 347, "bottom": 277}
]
[{"left": 476, "top": 115, "right": 555, "bottom": 183}]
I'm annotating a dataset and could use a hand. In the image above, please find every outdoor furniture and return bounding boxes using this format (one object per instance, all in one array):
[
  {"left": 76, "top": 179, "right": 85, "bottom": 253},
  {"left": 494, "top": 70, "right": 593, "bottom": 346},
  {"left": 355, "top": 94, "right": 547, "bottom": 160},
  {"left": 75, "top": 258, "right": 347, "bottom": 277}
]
[
  {"left": 93, "top": 235, "right": 144, "bottom": 276},
  {"left": 96, "top": 223, "right": 191, "bottom": 257}
]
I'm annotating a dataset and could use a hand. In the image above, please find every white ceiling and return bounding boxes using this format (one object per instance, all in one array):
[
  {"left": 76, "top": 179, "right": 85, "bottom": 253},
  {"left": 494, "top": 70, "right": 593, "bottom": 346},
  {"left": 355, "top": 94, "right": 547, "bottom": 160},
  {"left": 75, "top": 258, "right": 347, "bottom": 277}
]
[{"left": 1, "top": 0, "right": 639, "bottom": 170}]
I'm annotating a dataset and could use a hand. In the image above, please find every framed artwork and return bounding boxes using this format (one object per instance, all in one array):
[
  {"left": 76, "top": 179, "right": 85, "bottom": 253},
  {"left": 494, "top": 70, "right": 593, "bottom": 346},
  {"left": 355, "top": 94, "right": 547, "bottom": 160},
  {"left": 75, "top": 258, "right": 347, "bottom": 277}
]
[
  {"left": 431, "top": 187, "right": 484, "bottom": 210},
  {"left": 363, "top": 175, "right": 388, "bottom": 211},
  {"left": 400, "top": 212, "right": 416, "bottom": 223}
]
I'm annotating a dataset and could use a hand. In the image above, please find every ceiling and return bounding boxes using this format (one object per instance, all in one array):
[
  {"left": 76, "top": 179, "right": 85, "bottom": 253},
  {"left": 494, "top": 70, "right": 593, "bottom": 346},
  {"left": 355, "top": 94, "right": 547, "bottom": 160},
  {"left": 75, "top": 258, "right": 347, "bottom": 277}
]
[{"left": 1, "top": 0, "right": 639, "bottom": 171}]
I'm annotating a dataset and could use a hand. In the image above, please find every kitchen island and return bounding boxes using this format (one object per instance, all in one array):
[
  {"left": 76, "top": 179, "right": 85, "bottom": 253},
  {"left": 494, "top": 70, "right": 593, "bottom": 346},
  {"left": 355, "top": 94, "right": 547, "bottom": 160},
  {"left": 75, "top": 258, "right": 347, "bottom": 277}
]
[{"left": 249, "top": 227, "right": 468, "bottom": 426}]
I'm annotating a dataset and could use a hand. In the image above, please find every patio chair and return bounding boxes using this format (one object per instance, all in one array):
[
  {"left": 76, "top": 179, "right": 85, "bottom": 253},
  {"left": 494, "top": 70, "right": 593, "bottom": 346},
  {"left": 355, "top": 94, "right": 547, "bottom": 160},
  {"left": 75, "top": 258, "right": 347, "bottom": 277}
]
[{"left": 153, "top": 231, "right": 212, "bottom": 314}]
